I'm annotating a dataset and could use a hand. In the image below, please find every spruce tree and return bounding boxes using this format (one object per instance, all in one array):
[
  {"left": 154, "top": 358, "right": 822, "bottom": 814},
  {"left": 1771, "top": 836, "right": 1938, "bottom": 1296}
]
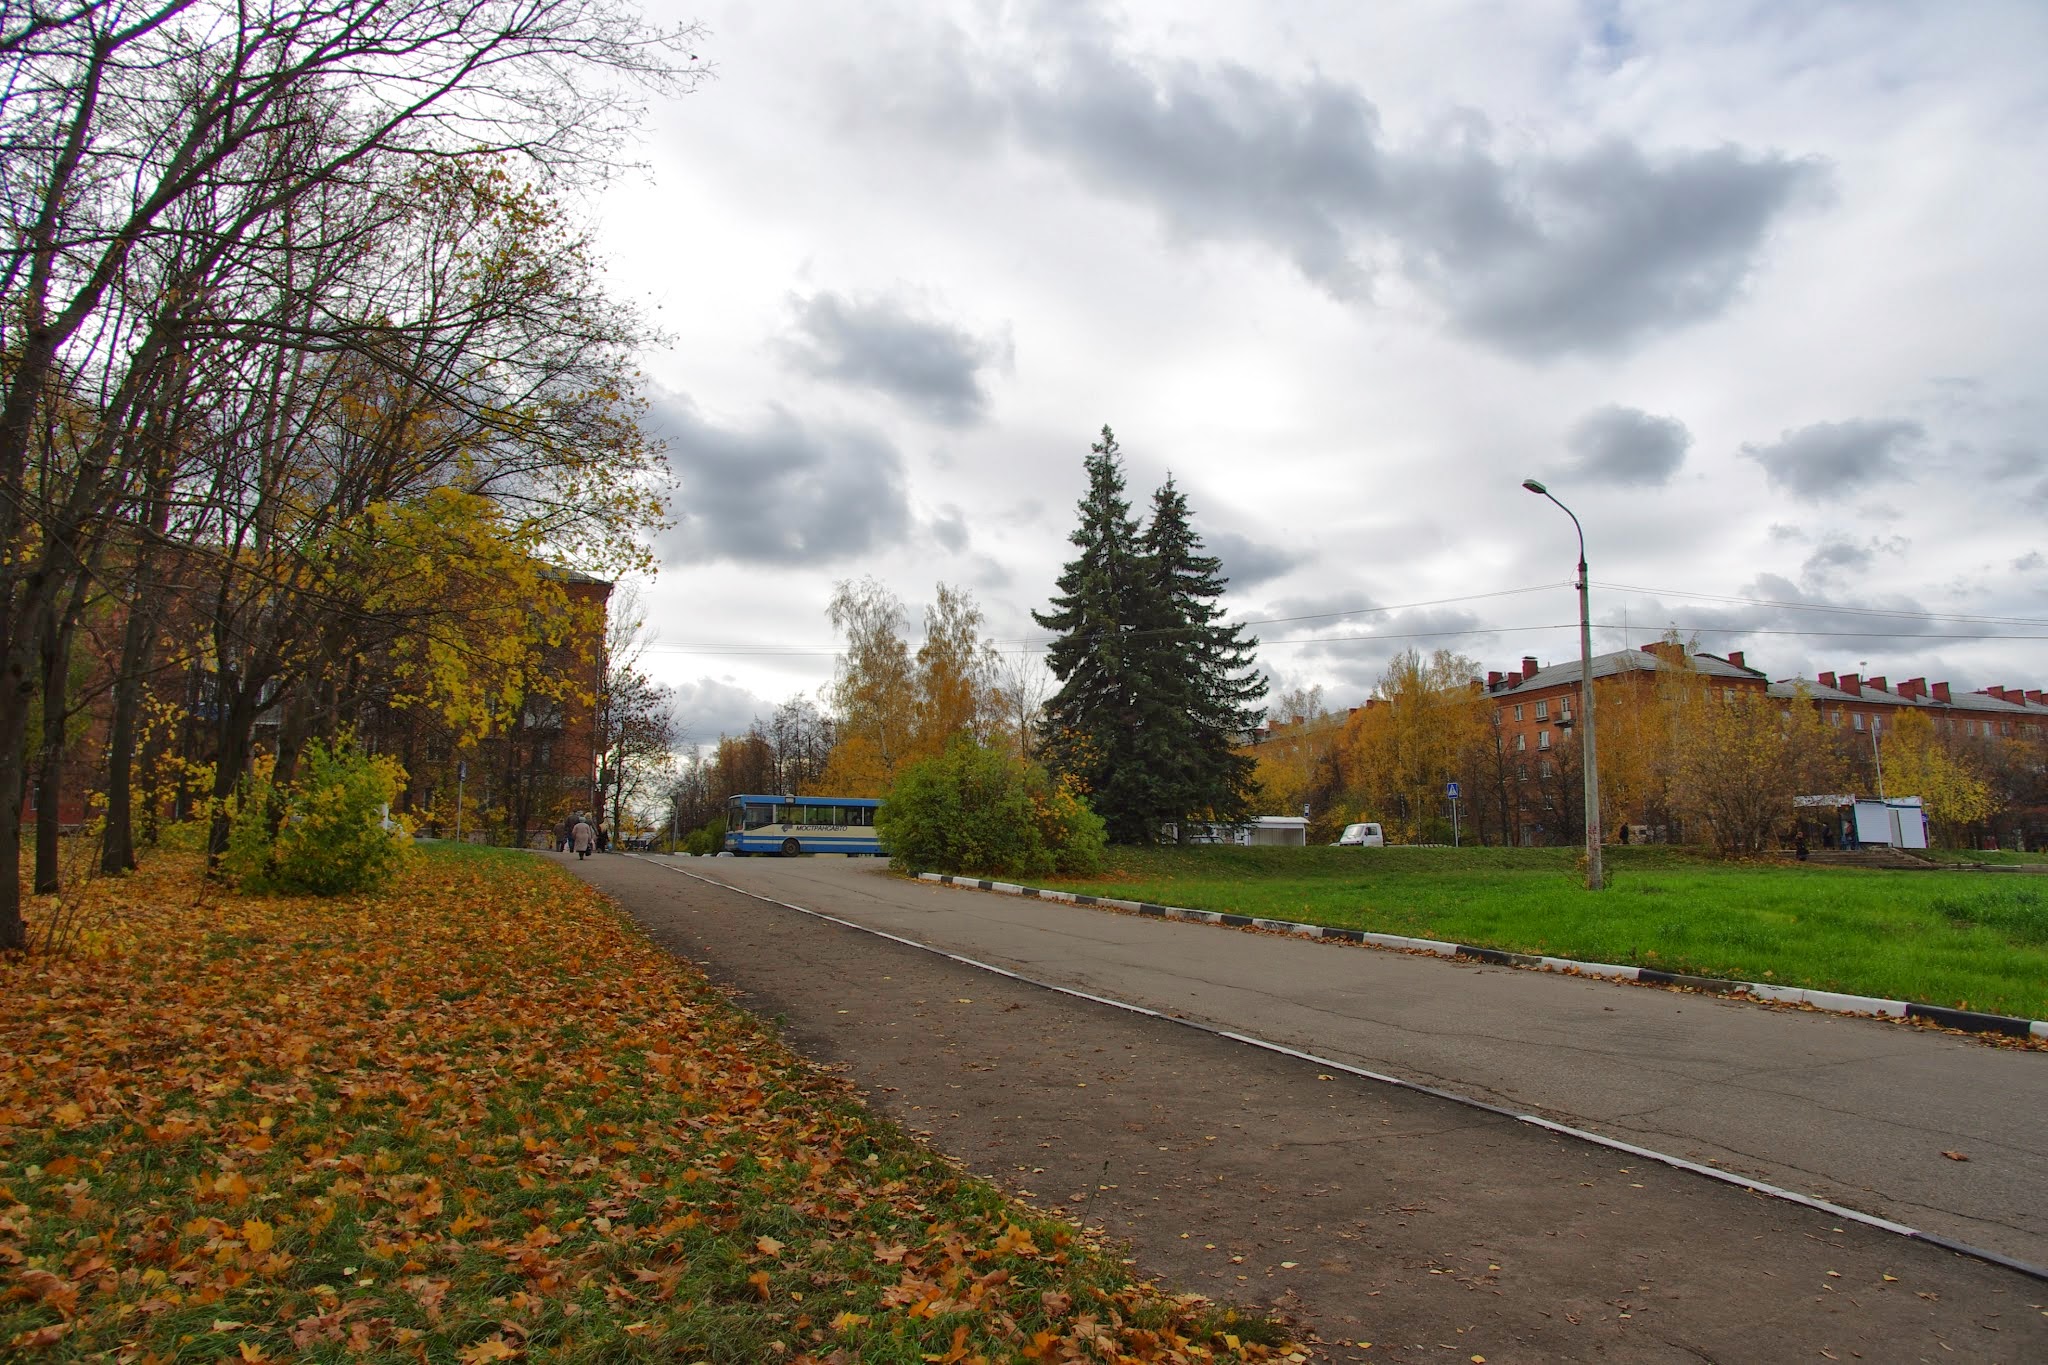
[
  {"left": 1035, "top": 429, "right": 1267, "bottom": 843},
  {"left": 1034, "top": 427, "right": 1163, "bottom": 843},
  {"left": 1141, "top": 475, "right": 1265, "bottom": 831}
]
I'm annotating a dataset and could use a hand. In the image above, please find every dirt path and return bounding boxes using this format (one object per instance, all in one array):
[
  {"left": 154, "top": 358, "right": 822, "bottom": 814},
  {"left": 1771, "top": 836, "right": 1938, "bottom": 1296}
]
[{"left": 572, "top": 853, "right": 2047, "bottom": 1363}]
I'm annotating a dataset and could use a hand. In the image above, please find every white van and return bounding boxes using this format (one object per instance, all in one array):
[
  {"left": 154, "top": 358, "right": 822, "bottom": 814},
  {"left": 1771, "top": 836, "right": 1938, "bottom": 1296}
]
[{"left": 1335, "top": 822, "right": 1385, "bottom": 847}]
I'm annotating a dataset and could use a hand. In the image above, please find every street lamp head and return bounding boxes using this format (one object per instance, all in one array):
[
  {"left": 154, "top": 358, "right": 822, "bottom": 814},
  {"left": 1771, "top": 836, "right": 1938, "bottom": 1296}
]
[{"left": 1521, "top": 478, "right": 1548, "bottom": 495}]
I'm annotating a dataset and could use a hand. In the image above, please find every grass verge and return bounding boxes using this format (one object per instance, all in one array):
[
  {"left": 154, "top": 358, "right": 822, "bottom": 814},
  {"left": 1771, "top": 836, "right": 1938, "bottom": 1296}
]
[
  {"left": 1034, "top": 845, "right": 2048, "bottom": 1020},
  {"left": 2, "top": 843, "right": 1301, "bottom": 1362}
]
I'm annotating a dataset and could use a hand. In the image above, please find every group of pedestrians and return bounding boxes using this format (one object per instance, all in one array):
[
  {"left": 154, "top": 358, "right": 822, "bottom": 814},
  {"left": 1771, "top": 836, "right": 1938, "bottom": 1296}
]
[{"left": 556, "top": 812, "right": 611, "bottom": 859}]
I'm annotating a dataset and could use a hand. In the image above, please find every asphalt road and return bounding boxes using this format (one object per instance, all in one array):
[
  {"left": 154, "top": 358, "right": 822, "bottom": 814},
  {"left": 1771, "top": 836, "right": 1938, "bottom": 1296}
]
[
  {"left": 567, "top": 851, "right": 2048, "bottom": 1362},
  {"left": 656, "top": 855, "right": 2045, "bottom": 1269}
]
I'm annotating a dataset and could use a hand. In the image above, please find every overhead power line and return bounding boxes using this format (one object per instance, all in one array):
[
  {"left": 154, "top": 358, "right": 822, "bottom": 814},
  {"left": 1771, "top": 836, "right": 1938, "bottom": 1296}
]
[
  {"left": 1593, "top": 581, "right": 2048, "bottom": 629},
  {"left": 638, "top": 579, "right": 2048, "bottom": 663}
]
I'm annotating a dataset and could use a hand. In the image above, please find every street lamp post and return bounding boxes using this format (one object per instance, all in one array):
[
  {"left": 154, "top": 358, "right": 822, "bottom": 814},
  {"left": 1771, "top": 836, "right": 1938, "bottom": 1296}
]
[{"left": 1522, "top": 479, "right": 1605, "bottom": 891}]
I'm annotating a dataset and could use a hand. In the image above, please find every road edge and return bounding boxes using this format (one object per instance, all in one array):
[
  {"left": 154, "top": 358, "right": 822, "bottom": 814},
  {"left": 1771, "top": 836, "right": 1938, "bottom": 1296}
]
[
  {"left": 635, "top": 856, "right": 2048, "bottom": 1285},
  {"left": 917, "top": 873, "right": 2048, "bottom": 1042}
]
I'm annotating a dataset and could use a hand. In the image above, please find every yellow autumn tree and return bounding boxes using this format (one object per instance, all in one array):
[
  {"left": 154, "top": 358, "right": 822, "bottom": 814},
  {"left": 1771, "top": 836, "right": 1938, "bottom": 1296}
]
[
  {"left": 1666, "top": 674, "right": 1844, "bottom": 853},
  {"left": 1248, "top": 685, "right": 1346, "bottom": 836},
  {"left": 1590, "top": 670, "right": 1678, "bottom": 838},
  {"left": 1879, "top": 710, "right": 1999, "bottom": 845},
  {"left": 913, "top": 583, "right": 1000, "bottom": 754},
  {"left": 1342, "top": 650, "right": 1488, "bottom": 843},
  {"left": 818, "top": 579, "right": 1002, "bottom": 795},
  {"left": 819, "top": 578, "right": 918, "bottom": 793}
]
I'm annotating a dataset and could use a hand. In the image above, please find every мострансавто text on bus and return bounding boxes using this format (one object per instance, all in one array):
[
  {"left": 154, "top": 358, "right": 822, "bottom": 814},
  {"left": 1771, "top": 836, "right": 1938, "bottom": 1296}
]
[{"left": 724, "top": 794, "right": 886, "bottom": 857}]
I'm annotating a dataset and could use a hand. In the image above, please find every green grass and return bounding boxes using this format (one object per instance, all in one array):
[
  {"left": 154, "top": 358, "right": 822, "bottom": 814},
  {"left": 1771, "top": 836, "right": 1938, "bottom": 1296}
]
[
  {"left": 1034, "top": 845, "right": 2048, "bottom": 1019},
  {"left": 1917, "top": 847, "right": 2048, "bottom": 867}
]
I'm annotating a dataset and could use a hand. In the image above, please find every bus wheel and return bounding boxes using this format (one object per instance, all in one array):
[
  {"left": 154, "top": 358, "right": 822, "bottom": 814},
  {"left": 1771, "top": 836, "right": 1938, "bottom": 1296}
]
[{"left": 781, "top": 838, "right": 801, "bottom": 857}]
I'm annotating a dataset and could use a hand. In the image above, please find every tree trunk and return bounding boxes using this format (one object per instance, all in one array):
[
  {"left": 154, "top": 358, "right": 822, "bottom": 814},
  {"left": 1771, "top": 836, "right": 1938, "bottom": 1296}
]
[
  {"left": 206, "top": 686, "right": 264, "bottom": 870},
  {"left": 100, "top": 597, "right": 157, "bottom": 874},
  {"left": 33, "top": 580, "right": 87, "bottom": 895},
  {"left": 0, "top": 627, "right": 40, "bottom": 950}
]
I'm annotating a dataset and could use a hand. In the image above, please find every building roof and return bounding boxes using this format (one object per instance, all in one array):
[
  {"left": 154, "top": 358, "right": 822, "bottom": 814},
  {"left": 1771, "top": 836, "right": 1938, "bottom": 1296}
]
[
  {"left": 1492, "top": 647, "right": 1761, "bottom": 697},
  {"left": 1769, "top": 678, "right": 2043, "bottom": 715}
]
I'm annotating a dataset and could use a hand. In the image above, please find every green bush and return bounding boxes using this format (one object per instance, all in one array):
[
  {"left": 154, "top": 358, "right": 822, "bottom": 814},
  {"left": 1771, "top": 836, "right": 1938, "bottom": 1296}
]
[
  {"left": 879, "top": 738, "right": 1107, "bottom": 878},
  {"left": 222, "top": 740, "right": 412, "bottom": 895},
  {"left": 683, "top": 818, "right": 725, "bottom": 857}
]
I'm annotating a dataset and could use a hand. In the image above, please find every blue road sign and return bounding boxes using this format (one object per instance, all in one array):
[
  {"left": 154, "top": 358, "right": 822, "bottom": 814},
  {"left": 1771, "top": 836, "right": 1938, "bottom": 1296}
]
[{"left": 1446, "top": 781, "right": 1461, "bottom": 799}]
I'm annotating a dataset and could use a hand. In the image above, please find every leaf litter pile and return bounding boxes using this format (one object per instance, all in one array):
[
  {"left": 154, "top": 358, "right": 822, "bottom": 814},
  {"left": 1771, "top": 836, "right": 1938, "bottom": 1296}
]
[{"left": 2, "top": 844, "right": 1302, "bottom": 1362}]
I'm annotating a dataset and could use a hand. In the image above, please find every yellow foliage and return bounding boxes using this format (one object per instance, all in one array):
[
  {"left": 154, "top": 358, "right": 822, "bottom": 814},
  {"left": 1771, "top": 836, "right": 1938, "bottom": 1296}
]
[
  {"left": 1880, "top": 711, "right": 1999, "bottom": 841},
  {"left": 1342, "top": 650, "right": 1488, "bottom": 842}
]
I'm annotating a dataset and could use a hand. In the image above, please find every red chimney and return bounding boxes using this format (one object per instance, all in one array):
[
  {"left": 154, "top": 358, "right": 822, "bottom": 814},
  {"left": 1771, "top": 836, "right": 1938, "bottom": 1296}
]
[
  {"left": 1840, "top": 673, "right": 1862, "bottom": 695},
  {"left": 1818, "top": 671, "right": 1836, "bottom": 689},
  {"left": 1488, "top": 670, "right": 1503, "bottom": 688},
  {"left": 1506, "top": 671, "right": 1522, "bottom": 688},
  {"left": 1522, "top": 655, "right": 1540, "bottom": 678},
  {"left": 2000, "top": 685, "right": 2023, "bottom": 703},
  {"left": 1727, "top": 650, "right": 1745, "bottom": 670},
  {"left": 1932, "top": 681, "right": 1951, "bottom": 703},
  {"left": 1867, "top": 676, "right": 1887, "bottom": 693},
  {"left": 2028, "top": 689, "right": 2046, "bottom": 705},
  {"left": 1898, "top": 677, "right": 1925, "bottom": 700}
]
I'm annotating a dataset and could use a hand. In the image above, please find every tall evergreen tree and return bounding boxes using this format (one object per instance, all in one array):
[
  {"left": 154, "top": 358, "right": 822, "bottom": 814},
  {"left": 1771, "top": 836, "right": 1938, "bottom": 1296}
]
[
  {"left": 1141, "top": 476, "right": 1265, "bottom": 830},
  {"left": 1034, "top": 428, "right": 1162, "bottom": 843},
  {"left": 1035, "top": 428, "right": 1267, "bottom": 843}
]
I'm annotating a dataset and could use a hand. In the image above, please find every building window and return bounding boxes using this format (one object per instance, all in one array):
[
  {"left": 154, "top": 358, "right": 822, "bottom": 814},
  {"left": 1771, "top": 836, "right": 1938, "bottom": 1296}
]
[
  {"left": 1538, "top": 729, "right": 1551, "bottom": 750},
  {"left": 1853, "top": 713, "right": 1864, "bottom": 732},
  {"left": 1513, "top": 704, "right": 1524, "bottom": 721},
  {"left": 1516, "top": 764, "right": 1528, "bottom": 782},
  {"left": 1535, "top": 700, "right": 1549, "bottom": 720},
  {"left": 1831, "top": 710, "right": 1843, "bottom": 727},
  {"left": 1723, "top": 687, "right": 1736, "bottom": 703},
  {"left": 1540, "top": 760, "right": 1554, "bottom": 778},
  {"left": 1561, "top": 703, "right": 1572, "bottom": 723},
  {"left": 1514, "top": 733, "right": 1526, "bottom": 752},
  {"left": 1870, "top": 715, "right": 1881, "bottom": 733}
]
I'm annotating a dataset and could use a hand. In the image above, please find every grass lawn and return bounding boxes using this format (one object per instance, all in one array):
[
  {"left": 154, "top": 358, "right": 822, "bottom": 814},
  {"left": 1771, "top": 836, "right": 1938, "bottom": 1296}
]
[
  {"left": 1034, "top": 846, "right": 2048, "bottom": 1020},
  {"left": 1, "top": 843, "right": 1298, "bottom": 1362}
]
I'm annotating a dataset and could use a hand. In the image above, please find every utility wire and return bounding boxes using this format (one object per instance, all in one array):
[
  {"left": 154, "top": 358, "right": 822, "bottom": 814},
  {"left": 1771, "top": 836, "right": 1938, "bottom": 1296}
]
[
  {"left": 1592, "top": 581, "right": 2048, "bottom": 629},
  {"left": 639, "top": 581, "right": 2048, "bottom": 661}
]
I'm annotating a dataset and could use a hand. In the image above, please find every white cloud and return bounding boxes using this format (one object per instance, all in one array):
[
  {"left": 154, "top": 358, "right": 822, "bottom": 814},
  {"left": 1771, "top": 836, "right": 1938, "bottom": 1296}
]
[{"left": 587, "top": 0, "right": 2048, "bottom": 730}]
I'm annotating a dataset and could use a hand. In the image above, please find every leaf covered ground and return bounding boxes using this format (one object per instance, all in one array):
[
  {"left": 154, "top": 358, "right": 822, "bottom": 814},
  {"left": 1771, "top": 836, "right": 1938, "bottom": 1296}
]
[{"left": 2, "top": 843, "right": 1301, "bottom": 1363}]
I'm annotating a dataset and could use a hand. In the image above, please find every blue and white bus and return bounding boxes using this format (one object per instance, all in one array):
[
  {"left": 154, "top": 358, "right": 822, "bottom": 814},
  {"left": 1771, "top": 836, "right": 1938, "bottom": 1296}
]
[{"left": 724, "top": 794, "right": 886, "bottom": 857}]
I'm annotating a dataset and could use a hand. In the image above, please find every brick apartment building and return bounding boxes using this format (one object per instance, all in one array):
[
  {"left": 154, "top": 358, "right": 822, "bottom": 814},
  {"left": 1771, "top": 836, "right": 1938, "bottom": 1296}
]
[
  {"left": 378, "top": 569, "right": 612, "bottom": 846},
  {"left": 1482, "top": 643, "right": 2047, "bottom": 845},
  {"left": 24, "top": 567, "right": 611, "bottom": 849}
]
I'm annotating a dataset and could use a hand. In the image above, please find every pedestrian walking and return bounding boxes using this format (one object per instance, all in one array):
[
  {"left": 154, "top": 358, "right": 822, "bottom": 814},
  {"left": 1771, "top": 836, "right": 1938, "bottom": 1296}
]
[{"left": 572, "top": 817, "right": 596, "bottom": 860}]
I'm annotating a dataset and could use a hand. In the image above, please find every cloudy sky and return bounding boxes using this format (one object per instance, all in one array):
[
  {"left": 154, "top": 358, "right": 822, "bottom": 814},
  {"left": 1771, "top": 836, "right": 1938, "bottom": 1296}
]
[{"left": 591, "top": 0, "right": 2048, "bottom": 743}]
